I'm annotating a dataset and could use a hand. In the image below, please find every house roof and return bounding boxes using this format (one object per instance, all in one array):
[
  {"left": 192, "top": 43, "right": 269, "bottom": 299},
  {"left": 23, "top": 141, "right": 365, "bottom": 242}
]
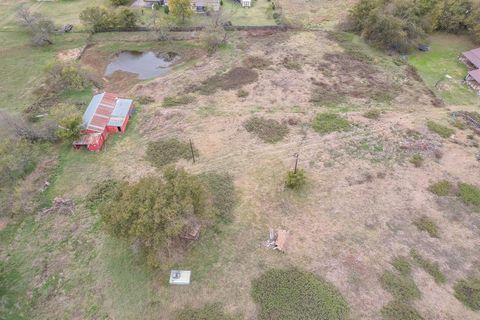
[
  {"left": 463, "top": 48, "right": 480, "bottom": 68},
  {"left": 469, "top": 69, "right": 480, "bottom": 84},
  {"left": 83, "top": 92, "right": 133, "bottom": 132}
]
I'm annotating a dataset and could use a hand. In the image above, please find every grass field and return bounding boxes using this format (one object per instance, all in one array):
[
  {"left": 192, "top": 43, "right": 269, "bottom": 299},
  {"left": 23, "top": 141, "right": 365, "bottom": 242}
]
[{"left": 408, "top": 33, "right": 480, "bottom": 105}]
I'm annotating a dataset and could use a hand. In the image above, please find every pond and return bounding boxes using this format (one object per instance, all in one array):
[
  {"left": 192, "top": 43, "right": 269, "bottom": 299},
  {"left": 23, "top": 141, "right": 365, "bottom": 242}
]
[{"left": 104, "top": 51, "right": 178, "bottom": 80}]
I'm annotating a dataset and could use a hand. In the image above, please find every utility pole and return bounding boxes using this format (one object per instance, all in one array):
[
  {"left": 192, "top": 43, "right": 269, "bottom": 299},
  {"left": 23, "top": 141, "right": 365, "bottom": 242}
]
[
  {"left": 190, "top": 139, "right": 196, "bottom": 164},
  {"left": 293, "top": 153, "right": 299, "bottom": 174}
]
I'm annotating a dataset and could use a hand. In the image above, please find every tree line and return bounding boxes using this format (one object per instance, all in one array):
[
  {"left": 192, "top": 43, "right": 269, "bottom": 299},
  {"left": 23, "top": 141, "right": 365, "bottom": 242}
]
[{"left": 350, "top": 0, "right": 480, "bottom": 52}]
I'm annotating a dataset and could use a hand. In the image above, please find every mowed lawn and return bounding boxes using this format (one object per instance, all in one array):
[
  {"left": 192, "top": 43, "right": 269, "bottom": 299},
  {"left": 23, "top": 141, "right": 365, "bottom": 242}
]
[{"left": 409, "top": 33, "right": 480, "bottom": 105}]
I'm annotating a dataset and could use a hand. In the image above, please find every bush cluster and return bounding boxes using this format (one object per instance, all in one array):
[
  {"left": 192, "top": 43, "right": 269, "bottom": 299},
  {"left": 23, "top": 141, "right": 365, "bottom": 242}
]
[
  {"left": 413, "top": 215, "right": 440, "bottom": 238},
  {"left": 350, "top": 0, "right": 480, "bottom": 52},
  {"left": 251, "top": 268, "right": 349, "bottom": 320},
  {"left": 312, "top": 113, "right": 351, "bottom": 135},
  {"left": 244, "top": 116, "right": 289, "bottom": 143},
  {"left": 80, "top": 6, "right": 138, "bottom": 32}
]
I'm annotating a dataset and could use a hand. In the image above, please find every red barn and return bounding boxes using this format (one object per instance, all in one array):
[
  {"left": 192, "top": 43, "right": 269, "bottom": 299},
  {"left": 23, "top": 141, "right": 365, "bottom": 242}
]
[{"left": 73, "top": 92, "right": 134, "bottom": 151}]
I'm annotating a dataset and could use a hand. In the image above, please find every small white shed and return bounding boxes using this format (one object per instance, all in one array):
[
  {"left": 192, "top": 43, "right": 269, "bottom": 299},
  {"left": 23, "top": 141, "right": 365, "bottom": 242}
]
[
  {"left": 169, "top": 270, "right": 191, "bottom": 285},
  {"left": 241, "top": 0, "right": 251, "bottom": 7}
]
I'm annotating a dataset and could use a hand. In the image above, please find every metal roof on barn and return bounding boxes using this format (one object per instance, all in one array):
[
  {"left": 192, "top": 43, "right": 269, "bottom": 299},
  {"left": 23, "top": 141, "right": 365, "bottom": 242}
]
[
  {"left": 463, "top": 48, "right": 480, "bottom": 69},
  {"left": 83, "top": 92, "right": 133, "bottom": 132}
]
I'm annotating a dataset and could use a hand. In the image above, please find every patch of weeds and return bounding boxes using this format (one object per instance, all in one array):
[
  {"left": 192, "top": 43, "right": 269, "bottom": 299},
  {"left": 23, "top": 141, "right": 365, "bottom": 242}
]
[
  {"left": 285, "top": 169, "right": 306, "bottom": 190},
  {"left": 251, "top": 268, "right": 350, "bottom": 320},
  {"left": 175, "top": 303, "right": 237, "bottom": 320},
  {"left": 312, "top": 113, "right": 351, "bottom": 135},
  {"left": 237, "top": 89, "right": 249, "bottom": 98},
  {"left": 380, "top": 270, "right": 421, "bottom": 302},
  {"left": 145, "top": 138, "right": 197, "bottom": 168},
  {"left": 409, "top": 154, "right": 424, "bottom": 168},
  {"left": 457, "top": 183, "right": 480, "bottom": 210},
  {"left": 194, "top": 67, "right": 259, "bottom": 95},
  {"left": 428, "top": 180, "right": 452, "bottom": 196},
  {"left": 426, "top": 121, "right": 454, "bottom": 138},
  {"left": 199, "top": 172, "right": 236, "bottom": 222},
  {"left": 413, "top": 216, "right": 439, "bottom": 238},
  {"left": 282, "top": 57, "right": 302, "bottom": 71},
  {"left": 135, "top": 95, "right": 155, "bottom": 105},
  {"left": 310, "top": 86, "right": 347, "bottom": 106},
  {"left": 243, "top": 56, "right": 271, "bottom": 69},
  {"left": 86, "top": 179, "right": 119, "bottom": 211},
  {"left": 162, "top": 95, "right": 196, "bottom": 107},
  {"left": 381, "top": 300, "right": 424, "bottom": 320},
  {"left": 244, "top": 116, "right": 289, "bottom": 143},
  {"left": 363, "top": 109, "right": 381, "bottom": 120},
  {"left": 392, "top": 256, "right": 411, "bottom": 276},
  {"left": 410, "top": 249, "right": 446, "bottom": 284},
  {"left": 454, "top": 277, "right": 480, "bottom": 310}
]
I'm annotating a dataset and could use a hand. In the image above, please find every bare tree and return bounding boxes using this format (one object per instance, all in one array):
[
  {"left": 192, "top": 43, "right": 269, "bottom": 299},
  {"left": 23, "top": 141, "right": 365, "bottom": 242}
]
[
  {"left": 151, "top": 7, "right": 174, "bottom": 41},
  {"left": 16, "top": 7, "right": 55, "bottom": 46},
  {"left": 204, "top": 8, "right": 234, "bottom": 55}
]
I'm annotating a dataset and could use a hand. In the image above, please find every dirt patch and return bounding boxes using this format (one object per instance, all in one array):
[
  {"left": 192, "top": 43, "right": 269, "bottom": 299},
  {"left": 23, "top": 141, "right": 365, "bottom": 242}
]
[
  {"left": 56, "top": 47, "right": 84, "bottom": 62},
  {"left": 0, "top": 219, "right": 7, "bottom": 231},
  {"left": 190, "top": 67, "right": 259, "bottom": 95}
]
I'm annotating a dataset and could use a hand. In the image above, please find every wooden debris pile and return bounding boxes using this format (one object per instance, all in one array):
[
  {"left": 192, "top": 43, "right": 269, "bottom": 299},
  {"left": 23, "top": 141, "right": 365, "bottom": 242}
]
[
  {"left": 265, "top": 228, "right": 289, "bottom": 252},
  {"left": 39, "top": 197, "right": 75, "bottom": 215}
]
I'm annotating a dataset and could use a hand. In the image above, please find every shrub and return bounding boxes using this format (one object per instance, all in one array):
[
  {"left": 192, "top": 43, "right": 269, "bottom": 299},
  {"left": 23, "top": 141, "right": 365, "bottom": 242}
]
[
  {"left": 381, "top": 300, "right": 424, "bottom": 320},
  {"left": 363, "top": 109, "right": 381, "bottom": 120},
  {"left": 162, "top": 95, "right": 196, "bottom": 107},
  {"left": 244, "top": 116, "right": 289, "bottom": 143},
  {"left": 457, "top": 182, "right": 480, "bottom": 210},
  {"left": 312, "top": 113, "right": 351, "bottom": 134},
  {"left": 428, "top": 180, "right": 452, "bottom": 196},
  {"left": 80, "top": 6, "right": 138, "bottom": 32},
  {"left": 110, "top": 0, "right": 129, "bottom": 6},
  {"left": 426, "top": 121, "right": 454, "bottom": 138},
  {"left": 413, "top": 216, "right": 439, "bottom": 238},
  {"left": 136, "top": 95, "right": 155, "bottom": 105},
  {"left": 380, "top": 270, "right": 421, "bottom": 302},
  {"left": 392, "top": 256, "right": 411, "bottom": 276},
  {"left": 176, "top": 303, "right": 235, "bottom": 320},
  {"left": 146, "top": 138, "right": 198, "bottom": 168},
  {"left": 236, "top": 89, "right": 249, "bottom": 98},
  {"left": 86, "top": 179, "right": 119, "bottom": 210},
  {"left": 251, "top": 268, "right": 350, "bottom": 320},
  {"left": 164, "top": 5, "right": 170, "bottom": 14},
  {"left": 410, "top": 154, "right": 424, "bottom": 168},
  {"left": 285, "top": 169, "right": 306, "bottom": 190},
  {"left": 199, "top": 172, "right": 236, "bottom": 222},
  {"left": 454, "top": 277, "right": 480, "bottom": 310},
  {"left": 96, "top": 167, "right": 215, "bottom": 266},
  {"left": 410, "top": 249, "right": 446, "bottom": 284}
]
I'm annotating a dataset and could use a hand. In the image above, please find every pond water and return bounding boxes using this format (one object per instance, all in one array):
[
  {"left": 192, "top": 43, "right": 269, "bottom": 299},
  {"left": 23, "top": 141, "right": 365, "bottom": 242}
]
[{"left": 104, "top": 51, "right": 178, "bottom": 80}]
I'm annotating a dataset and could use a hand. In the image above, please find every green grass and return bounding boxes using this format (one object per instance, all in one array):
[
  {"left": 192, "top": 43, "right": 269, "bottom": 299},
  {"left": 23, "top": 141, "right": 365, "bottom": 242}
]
[
  {"left": 175, "top": 303, "right": 237, "bottom": 320},
  {"left": 381, "top": 300, "right": 424, "bottom": 320},
  {"left": 410, "top": 250, "right": 446, "bottom": 284},
  {"left": 146, "top": 138, "right": 197, "bottom": 168},
  {"left": 380, "top": 270, "right": 421, "bottom": 302},
  {"left": 312, "top": 113, "right": 351, "bottom": 134},
  {"left": 457, "top": 182, "right": 480, "bottom": 211},
  {"left": 244, "top": 116, "right": 289, "bottom": 143},
  {"left": 428, "top": 180, "right": 452, "bottom": 196},
  {"left": 427, "top": 121, "right": 454, "bottom": 138},
  {"left": 199, "top": 172, "right": 236, "bottom": 222},
  {"left": 408, "top": 33, "right": 479, "bottom": 105},
  {"left": 251, "top": 268, "right": 350, "bottom": 320},
  {"left": 392, "top": 256, "right": 412, "bottom": 276},
  {"left": 162, "top": 95, "right": 196, "bottom": 107},
  {"left": 0, "top": 32, "right": 90, "bottom": 112},
  {"left": 413, "top": 215, "right": 440, "bottom": 238},
  {"left": 454, "top": 277, "right": 480, "bottom": 310}
]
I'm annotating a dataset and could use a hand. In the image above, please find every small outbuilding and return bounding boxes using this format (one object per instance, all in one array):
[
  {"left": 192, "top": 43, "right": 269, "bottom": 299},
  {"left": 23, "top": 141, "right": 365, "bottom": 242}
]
[{"left": 73, "top": 92, "right": 134, "bottom": 151}]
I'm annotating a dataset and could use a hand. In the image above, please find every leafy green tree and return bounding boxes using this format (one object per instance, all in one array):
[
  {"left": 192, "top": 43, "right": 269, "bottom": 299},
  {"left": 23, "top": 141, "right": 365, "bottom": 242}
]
[
  {"left": 80, "top": 7, "right": 114, "bottom": 32},
  {"left": 57, "top": 115, "right": 82, "bottom": 142},
  {"left": 170, "top": 0, "right": 193, "bottom": 23},
  {"left": 437, "top": 0, "right": 473, "bottom": 33},
  {"left": 110, "top": 0, "right": 129, "bottom": 6},
  {"left": 114, "top": 8, "right": 138, "bottom": 30},
  {"left": 95, "top": 167, "right": 215, "bottom": 266}
]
